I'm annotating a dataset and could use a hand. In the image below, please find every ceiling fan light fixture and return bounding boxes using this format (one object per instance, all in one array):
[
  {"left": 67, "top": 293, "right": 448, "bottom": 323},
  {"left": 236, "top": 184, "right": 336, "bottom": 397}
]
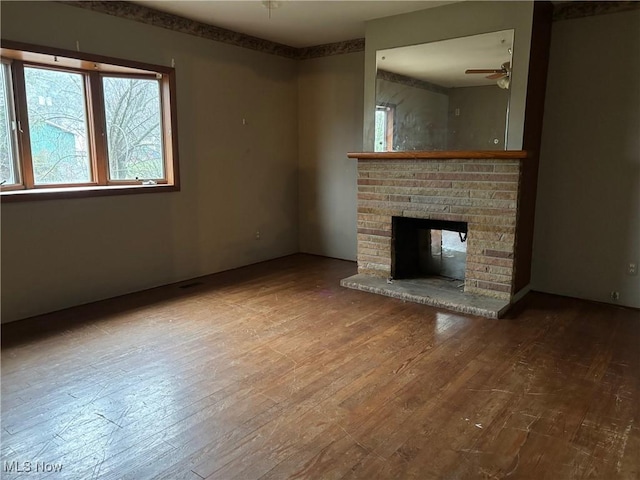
[
  {"left": 261, "top": 0, "right": 284, "bottom": 18},
  {"left": 497, "top": 76, "right": 511, "bottom": 90},
  {"left": 261, "top": 1, "right": 284, "bottom": 11}
]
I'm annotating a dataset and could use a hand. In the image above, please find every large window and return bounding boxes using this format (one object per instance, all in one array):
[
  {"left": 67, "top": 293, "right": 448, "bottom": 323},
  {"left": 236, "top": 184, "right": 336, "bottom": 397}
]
[{"left": 0, "top": 41, "right": 179, "bottom": 201}]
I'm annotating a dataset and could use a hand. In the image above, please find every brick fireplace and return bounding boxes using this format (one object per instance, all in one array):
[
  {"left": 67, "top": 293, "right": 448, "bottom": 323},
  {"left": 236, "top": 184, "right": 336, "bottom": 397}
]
[{"left": 342, "top": 151, "right": 527, "bottom": 317}]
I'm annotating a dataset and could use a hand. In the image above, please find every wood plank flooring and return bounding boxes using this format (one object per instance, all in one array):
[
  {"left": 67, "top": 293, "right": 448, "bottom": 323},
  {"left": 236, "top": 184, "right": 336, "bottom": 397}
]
[{"left": 1, "top": 254, "right": 638, "bottom": 479}]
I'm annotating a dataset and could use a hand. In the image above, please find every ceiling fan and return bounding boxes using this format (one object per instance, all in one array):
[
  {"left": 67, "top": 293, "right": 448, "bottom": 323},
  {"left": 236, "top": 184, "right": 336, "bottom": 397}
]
[
  {"left": 465, "top": 61, "right": 511, "bottom": 89},
  {"left": 465, "top": 61, "right": 511, "bottom": 80}
]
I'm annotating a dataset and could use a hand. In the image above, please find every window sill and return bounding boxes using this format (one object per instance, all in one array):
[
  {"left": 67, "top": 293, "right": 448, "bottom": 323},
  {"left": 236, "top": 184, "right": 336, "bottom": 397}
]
[{"left": 0, "top": 183, "right": 179, "bottom": 203}]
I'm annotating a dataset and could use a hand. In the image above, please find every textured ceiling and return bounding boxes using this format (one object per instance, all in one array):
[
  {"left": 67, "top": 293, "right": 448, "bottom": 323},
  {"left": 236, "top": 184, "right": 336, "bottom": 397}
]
[{"left": 132, "top": 1, "right": 456, "bottom": 48}]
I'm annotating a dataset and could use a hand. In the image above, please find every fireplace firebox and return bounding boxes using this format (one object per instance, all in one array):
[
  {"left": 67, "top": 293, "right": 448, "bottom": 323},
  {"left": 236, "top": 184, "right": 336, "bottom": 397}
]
[{"left": 392, "top": 217, "right": 468, "bottom": 281}]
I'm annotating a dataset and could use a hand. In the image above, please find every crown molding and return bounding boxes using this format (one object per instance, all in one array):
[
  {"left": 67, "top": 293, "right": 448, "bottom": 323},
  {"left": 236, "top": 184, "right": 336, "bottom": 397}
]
[
  {"left": 298, "top": 39, "right": 365, "bottom": 60},
  {"left": 59, "top": 1, "right": 299, "bottom": 58},
  {"left": 553, "top": 1, "right": 640, "bottom": 21},
  {"left": 59, "top": 1, "right": 365, "bottom": 60},
  {"left": 59, "top": 1, "right": 639, "bottom": 60}
]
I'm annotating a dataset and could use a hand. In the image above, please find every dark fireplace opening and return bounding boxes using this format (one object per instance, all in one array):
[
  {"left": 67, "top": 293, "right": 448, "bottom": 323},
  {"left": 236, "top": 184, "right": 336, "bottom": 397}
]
[{"left": 392, "top": 217, "right": 468, "bottom": 281}]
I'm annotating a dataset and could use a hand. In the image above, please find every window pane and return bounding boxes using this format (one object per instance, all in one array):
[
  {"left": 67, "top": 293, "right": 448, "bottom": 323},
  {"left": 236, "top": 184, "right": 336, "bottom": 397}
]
[
  {"left": 0, "top": 64, "right": 18, "bottom": 185},
  {"left": 103, "top": 77, "right": 164, "bottom": 180},
  {"left": 375, "top": 107, "right": 387, "bottom": 152},
  {"left": 24, "top": 67, "right": 92, "bottom": 184}
]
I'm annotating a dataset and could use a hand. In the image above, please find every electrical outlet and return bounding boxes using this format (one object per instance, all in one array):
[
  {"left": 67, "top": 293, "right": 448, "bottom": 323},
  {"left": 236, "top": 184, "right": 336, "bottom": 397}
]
[
  {"left": 610, "top": 291, "right": 620, "bottom": 301},
  {"left": 255, "top": 230, "right": 261, "bottom": 240},
  {"left": 628, "top": 262, "right": 637, "bottom": 276}
]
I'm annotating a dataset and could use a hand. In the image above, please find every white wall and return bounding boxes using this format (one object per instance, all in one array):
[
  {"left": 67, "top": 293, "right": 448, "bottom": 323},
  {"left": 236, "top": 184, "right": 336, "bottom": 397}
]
[
  {"left": 1, "top": 2, "right": 299, "bottom": 322},
  {"left": 298, "top": 53, "right": 364, "bottom": 261},
  {"left": 532, "top": 10, "right": 640, "bottom": 308}
]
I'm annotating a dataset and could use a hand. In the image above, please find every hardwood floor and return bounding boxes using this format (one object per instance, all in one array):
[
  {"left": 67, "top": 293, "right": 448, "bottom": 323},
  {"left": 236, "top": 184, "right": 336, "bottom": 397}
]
[{"left": 1, "top": 254, "right": 638, "bottom": 479}]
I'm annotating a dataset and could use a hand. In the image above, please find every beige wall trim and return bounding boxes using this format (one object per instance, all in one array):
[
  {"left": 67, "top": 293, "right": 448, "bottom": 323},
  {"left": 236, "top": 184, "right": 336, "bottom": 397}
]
[
  {"left": 553, "top": 1, "right": 640, "bottom": 22},
  {"left": 59, "top": 1, "right": 365, "bottom": 59}
]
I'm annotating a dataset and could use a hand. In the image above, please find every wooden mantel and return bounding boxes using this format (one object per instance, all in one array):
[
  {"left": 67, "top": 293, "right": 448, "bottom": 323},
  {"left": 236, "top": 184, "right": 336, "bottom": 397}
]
[{"left": 347, "top": 150, "right": 529, "bottom": 160}]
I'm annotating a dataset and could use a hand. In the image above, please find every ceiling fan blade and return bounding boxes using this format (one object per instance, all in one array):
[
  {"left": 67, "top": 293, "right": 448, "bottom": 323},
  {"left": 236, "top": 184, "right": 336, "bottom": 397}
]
[
  {"left": 486, "top": 72, "right": 506, "bottom": 80},
  {"left": 465, "top": 69, "right": 502, "bottom": 74}
]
